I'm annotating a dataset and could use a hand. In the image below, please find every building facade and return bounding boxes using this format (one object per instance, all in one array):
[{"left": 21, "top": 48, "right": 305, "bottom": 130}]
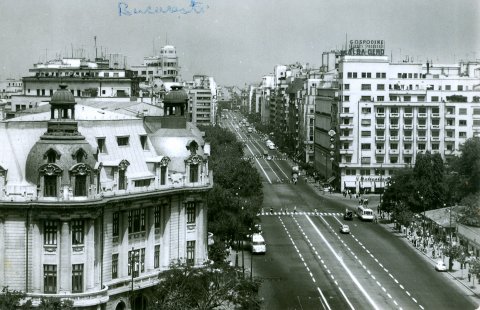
[
  {"left": 0, "top": 85, "right": 211, "bottom": 309},
  {"left": 338, "top": 55, "right": 480, "bottom": 193}
]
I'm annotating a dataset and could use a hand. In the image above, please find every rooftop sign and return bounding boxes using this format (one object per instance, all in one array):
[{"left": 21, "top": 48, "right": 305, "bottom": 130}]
[{"left": 348, "top": 40, "right": 385, "bottom": 56}]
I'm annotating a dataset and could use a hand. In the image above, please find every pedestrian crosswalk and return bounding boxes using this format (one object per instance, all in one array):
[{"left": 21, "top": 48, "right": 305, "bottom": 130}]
[
  {"left": 258, "top": 211, "right": 343, "bottom": 217},
  {"left": 241, "top": 155, "right": 289, "bottom": 161}
]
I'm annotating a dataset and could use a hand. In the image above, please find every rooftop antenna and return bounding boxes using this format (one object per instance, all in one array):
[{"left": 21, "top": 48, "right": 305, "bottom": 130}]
[{"left": 94, "top": 36, "right": 97, "bottom": 59}]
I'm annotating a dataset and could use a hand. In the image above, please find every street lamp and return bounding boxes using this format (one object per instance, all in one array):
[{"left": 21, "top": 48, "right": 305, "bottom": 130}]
[
  {"left": 418, "top": 191, "right": 425, "bottom": 236},
  {"left": 130, "top": 247, "right": 137, "bottom": 310}
]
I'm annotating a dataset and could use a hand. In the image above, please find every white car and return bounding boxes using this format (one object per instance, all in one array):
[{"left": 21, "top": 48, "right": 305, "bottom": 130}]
[
  {"left": 339, "top": 224, "right": 350, "bottom": 234},
  {"left": 266, "top": 155, "right": 272, "bottom": 161},
  {"left": 435, "top": 261, "right": 447, "bottom": 272}
]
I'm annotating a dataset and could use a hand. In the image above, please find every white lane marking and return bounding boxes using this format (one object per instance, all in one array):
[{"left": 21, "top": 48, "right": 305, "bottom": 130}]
[
  {"left": 317, "top": 287, "right": 332, "bottom": 310},
  {"left": 305, "top": 215, "right": 379, "bottom": 310}
]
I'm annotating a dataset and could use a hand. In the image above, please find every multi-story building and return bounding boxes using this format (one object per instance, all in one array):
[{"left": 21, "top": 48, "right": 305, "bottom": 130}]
[
  {"left": 338, "top": 54, "right": 480, "bottom": 193},
  {"left": 0, "top": 84, "right": 211, "bottom": 309},
  {"left": 131, "top": 45, "right": 180, "bottom": 83},
  {"left": 186, "top": 75, "right": 218, "bottom": 126},
  {"left": 0, "top": 78, "right": 23, "bottom": 99}
]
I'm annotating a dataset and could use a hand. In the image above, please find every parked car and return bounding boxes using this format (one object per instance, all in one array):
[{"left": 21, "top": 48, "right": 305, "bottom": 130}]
[
  {"left": 435, "top": 261, "right": 447, "bottom": 272},
  {"left": 251, "top": 233, "right": 266, "bottom": 254},
  {"left": 339, "top": 224, "right": 350, "bottom": 234}
]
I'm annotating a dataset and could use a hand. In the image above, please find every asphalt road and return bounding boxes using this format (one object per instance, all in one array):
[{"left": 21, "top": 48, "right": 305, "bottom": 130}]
[{"left": 221, "top": 112, "right": 477, "bottom": 310}]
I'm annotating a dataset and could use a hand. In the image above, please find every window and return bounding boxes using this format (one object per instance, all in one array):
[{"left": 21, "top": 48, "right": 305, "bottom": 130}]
[
  {"left": 186, "top": 202, "right": 196, "bottom": 224},
  {"left": 360, "top": 96, "right": 371, "bottom": 101},
  {"left": 404, "top": 96, "right": 411, "bottom": 102},
  {"left": 361, "top": 107, "right": 371, "bottom": 114},
  {"left": 391, "top": 143, "right": 398, "bottom": 149},
  {"left": 473, "top": 119, "right": 480, "bottom": 127},
  {"left": 377, "top": 96, "right": 384, "bottom": 101},
  {"left": 134, "top": 179, "right": 151, "bottom": 187},
  {"left": 347, "top": 72, "right": 352, "bottom": 78},
  {"left": 97, "top": 138, "right": 106, "bottom": 153},
  {"left": 117, "top": 136, "right": 129, "bottom": 146},
  {"left": 344, "top": 95, "right": 350, "bottom": 101},
  {"left": 431, "top": 96, "right": 439, "bottom": 102},
  {"left": 128, "top": 249, "right": 141, "bottom": 277},
  {"left": 361, "top": 157, "right": 371, "bottom": 164},
  {"left": 128, "top": 209, "right": 146, "bottom": 233},
  {"left": 445, "top": 85, "right": 451, "bottom": 91},
  {"left": 154, "top": 206, "right": 161, "bottom": 228},
  {"left": 44, "top": 265, "right": 57, "bottom": 294},
  {"left": 432, "top": 144, "right": 439, "bottom": 150},
  {"left": 74, "top": 175, "right": 87, "bottom": 196},
  {"left": 44, "top": 175, "right": 57, "bottom": 197},
  {"left": 112, "top": 212, "right": 119, "bottom": 237},
  {"left": 72, "top": 220, "right": 84, "bottom": 245},
  {"left": 458, "top": 85, "right": 463, "bottom": 91},
  {"left": 160, "top": 166, "right": 167, "bottom": 185},
  {"left": 418, "top": 96, "right": 425, "bottom": 102},
  {"left": 377, "top": 84, "right": 385, "bottom": 90},
  {"left": 361, "top": 131, "right": 371, "bottom": 137},
  {"left": 459, "top": 132, "right": 467, "bottom": 138},
  {"left": 361, "top": 119, "right": 371, "bottom": 126},
  {"left": 46, "top": 150, "right": 57, "bottom": 163},
  {"left": 473, "top": 108, "right": 480, "bottom": 115},
  {"left": 404, "top": 144, "right": 412, "bottom": 149},
  {"left": 459, "top": 108, "right": 467, "bottom": 115},
  {"left": 118, "top": 169, "right": 126, "bottom": 190},
  {"left": 361, "top": 143, "right": 371, "bottom": 150},
  {"left": 190, "top": 164, "right": 199, "bottom": 182},
  {"left": 459, "top": 120, "right": 467, "bottom": 126},
  {"left": 140, "top": 135, "right": 149, "bottom": 150},
  {"left": 186, "top": 241, "right": 195, "bottom": 266},
  {"left": 72, "top": 264, "right": 83, "bottom": 293},
  {"left": 361, "top": 84, "right": 371, "bottom": 90},
  {"left": 112, "top": 254, "right": 118, "bottom": 279},
  {"left": 418, "top": 144, "right": 426, "bottom": 150},
  {"left": 344, "top": 84, "right": 350, "bottom": 90},
  {"left": 154, "top": 245, "right": 160, "bottom": 268},
  {"left": 44, "top": 221, "right": 57, "bottom": 245}
]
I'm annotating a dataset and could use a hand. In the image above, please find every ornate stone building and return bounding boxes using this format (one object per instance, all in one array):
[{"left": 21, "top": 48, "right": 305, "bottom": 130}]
[{"left": 0, "top": 84, "right": 212, "bottom": 309}]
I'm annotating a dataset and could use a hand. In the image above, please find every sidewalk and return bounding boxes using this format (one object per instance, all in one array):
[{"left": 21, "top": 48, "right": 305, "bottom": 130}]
[{"left": 382, "top": 221, "right": 480, "bottom": 301}]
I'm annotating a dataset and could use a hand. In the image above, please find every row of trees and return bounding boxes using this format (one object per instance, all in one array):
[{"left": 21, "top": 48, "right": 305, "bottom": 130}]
[{"left": 382, "top": 137, "right": 480, "bottom": 228}]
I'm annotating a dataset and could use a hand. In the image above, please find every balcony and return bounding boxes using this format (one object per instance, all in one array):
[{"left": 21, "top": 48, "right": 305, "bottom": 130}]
[
  {"left": 389, "top": 136, "right": 399, "bottom": 141},
  {"left": 418, "top": 113, "right": 427, "bottom": 118},
  {"left": 417, "top": 136, "right": 427, "bottom": 141},
  {"left": 28, "top": 286, "right": 109, "bottom": 307},
  {"left": 389, "top": 124, "right": 399, "bottom": 130},
  {"left": 375, "top": 124, "right": 385, "bottom": 129},
  {"left": 339, "top": 135, "right": 354, "bottom": 141},
  {"left": 444, "top": 149, "right": 456, "bottom": 156},
  {"left": 431, "top": 150, "right": 440, "bottom": 154},
  {"left": 404, "top": 113, "right": 413, "bottom": 118},
  {"left": 431, "top": 125, "right": 440, "bottom": 130},
  {"left": 444, "top": 136, "right": 455, "bottom": 142},
  {"left": 389, "top": 149, "right": 400, "bottom": 155},
  {"left": 375, "top": 149, "right": 386, "bottom": 155},
  {"left": 445, "top": 124, "right": 455, "bottom": 130},
  {"left": 431, "top": 136, "right": 440, "bottom": 142},
  {"left": 375, "top": 136, "right": 385, "bottom": 141},
  {"left": 417, "top": 124, "right": 427, "bottom": 129},
  {"left": 403, "top": 149, "right": 413, "bottom": 155},
  {"left": 431, "top": 113, "right": 440, "bottom": 118},
  {"left": 376, "top": 112, "right": 385, "bottom": 118},
  {"left": 403, "top": 136, "right": 413, "bottom": 142},
  {"left": 403, "top": 124, "right": 413, "bottom": 130},
  {"left": 340, "top": 123, "right": 354, "bottom": 129},
  {"left": 340, "top": 112, "right": 354, "bottom": 118},
  {"left": 445, "top": 113, "right": 455, "bottom": 118},
  {"left": 340, "top": 149, "right": 354, "bottom": 154},
  {"left": 390, "top": 112, "right": 400, "bottom": 118}
]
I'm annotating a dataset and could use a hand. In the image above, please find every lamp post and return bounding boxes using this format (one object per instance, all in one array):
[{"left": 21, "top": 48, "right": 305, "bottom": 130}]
[
  {"left": 418, "top": 191, "right": 425, "bottom": 237},
  {"left": 130, "top": 247, "right": 136, "bottom": 310}
]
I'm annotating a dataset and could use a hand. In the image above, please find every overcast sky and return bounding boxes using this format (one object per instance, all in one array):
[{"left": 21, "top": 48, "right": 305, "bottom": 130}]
[{"left": 0, "top": 0, "right": 479, "bottom": 86}]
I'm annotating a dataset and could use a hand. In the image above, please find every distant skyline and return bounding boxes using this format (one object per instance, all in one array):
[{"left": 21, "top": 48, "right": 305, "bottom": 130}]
[{"left": 0, "top": 0, "right": 479, "bottom": 86}]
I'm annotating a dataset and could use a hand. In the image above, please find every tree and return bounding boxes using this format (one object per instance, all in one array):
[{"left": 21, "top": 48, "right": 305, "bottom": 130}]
[
  {"left": 391, "top": 202, "right": 414, "bottom": 230},
  {"left": 451, "top": 137, "right": 480, "bottom": 196},
  {"left": 442, "top": 244, "right": 465, "bottom": 271},
  {"left": 38, "top": 298, "right": 74, "bottom": 310},
  {"left": 469, "top": 258, "right": 480, "bottom": 287},
  {"left": 457, "top": 192, "right": 480, "bottom": 227},
  {"left": 414, "top": 152, "right": 446, "bottom": 212},
  {"left": 0, "top": 286, "right": 32, "bottom": 309},
  {"left": 149, "top": 263, "right": 262, "bottom": 310}
]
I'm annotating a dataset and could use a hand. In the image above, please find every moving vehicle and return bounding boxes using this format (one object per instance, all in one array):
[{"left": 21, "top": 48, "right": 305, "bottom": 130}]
[
  {"left": 356, "top": 205, "right": 374, "bottom": 221},
  {"left": 266, "top": 155, "right": 272, "bottom": 161},
  {"left": 263, "top": 150, "right": 269, "bottom": 157},
  {"left": 435, "top": 261, "right": 447, "bottom": 272},
  {"left": 291, "top": 165, "right": 299, "bottom": 179},
  {"left": 339, "top": 224, "right": 350, "bottom": 234},
  {"left": 251, "top": 233, "right": 266, "bottom": 254},
  {"left": 343, "top": 209, "right": 353, "bottom": 220},
  {"left": 268, "top": 143, "right": 276, "bottom": 150},
  {"left": 247, "top": 127, "right": 253, "bottom": 133}
]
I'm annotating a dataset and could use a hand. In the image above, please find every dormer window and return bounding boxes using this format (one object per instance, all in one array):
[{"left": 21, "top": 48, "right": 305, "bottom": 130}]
[
  {"left": 117, "top": 136, "right": 129, "bottom": 146},
  {"left": 39, "top": 164, "right": 62, "bottom": 198},
  {"left": 190, "top": 164, "right": 199, "bottom": 183},
  {"left": 45, "top": 149, "right": 60, "bottom": 164},
  {"left": 70, "top": 163, "right": 92, "bottom": 197},
  {"left": 72, "top": 148, "right": 87, "bottom": 163}
]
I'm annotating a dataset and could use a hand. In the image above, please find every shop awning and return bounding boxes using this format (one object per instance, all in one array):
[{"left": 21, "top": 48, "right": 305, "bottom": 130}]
[{"left": 326, "top": 176, "right": 336, "bottom": 184}]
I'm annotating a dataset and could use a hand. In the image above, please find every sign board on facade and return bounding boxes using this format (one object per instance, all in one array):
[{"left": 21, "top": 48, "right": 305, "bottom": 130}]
[{"left": 348, "top": 40, "right": 385, "bottom": 56}]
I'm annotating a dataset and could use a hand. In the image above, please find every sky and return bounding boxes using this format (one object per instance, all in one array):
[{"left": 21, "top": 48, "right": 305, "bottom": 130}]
[{"left": 0, "top": 0, "right": 479, "bottom": 86}]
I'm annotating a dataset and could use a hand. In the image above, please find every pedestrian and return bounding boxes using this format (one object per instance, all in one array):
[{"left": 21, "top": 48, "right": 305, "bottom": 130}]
[
  {"left": 270, "top": 207, "right": 273, "bottom": 214},
  {"left": 294, "top": 206, "right": 297, "bottom": 214},
  {"left": 469, "top": 273, "right": 472, "bottom": 282}
]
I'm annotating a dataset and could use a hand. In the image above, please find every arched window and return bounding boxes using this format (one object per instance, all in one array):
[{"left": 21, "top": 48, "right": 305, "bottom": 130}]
[
  {"left": 44, "top": 149, "right": 60, "bottom": 164},
  {"left": 70, "top": 163, "right": 92, "bottom": 197},
  {"left": 118, "top": 159, "right": 130, "bottom": 190},
  {"left": 39, "top": 164, "right": 62, "bottom": 197},
  {"left": 72, "top": 148, "right": 87, "bottom": 164},
  {"left": 159, "top": 156, "right": 170, "bottom": 185}
]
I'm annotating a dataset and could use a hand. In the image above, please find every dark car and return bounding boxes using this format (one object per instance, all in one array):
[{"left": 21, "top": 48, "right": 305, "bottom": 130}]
[{"left": 343, "top": 210, "right": 353, "bottom": 220}]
